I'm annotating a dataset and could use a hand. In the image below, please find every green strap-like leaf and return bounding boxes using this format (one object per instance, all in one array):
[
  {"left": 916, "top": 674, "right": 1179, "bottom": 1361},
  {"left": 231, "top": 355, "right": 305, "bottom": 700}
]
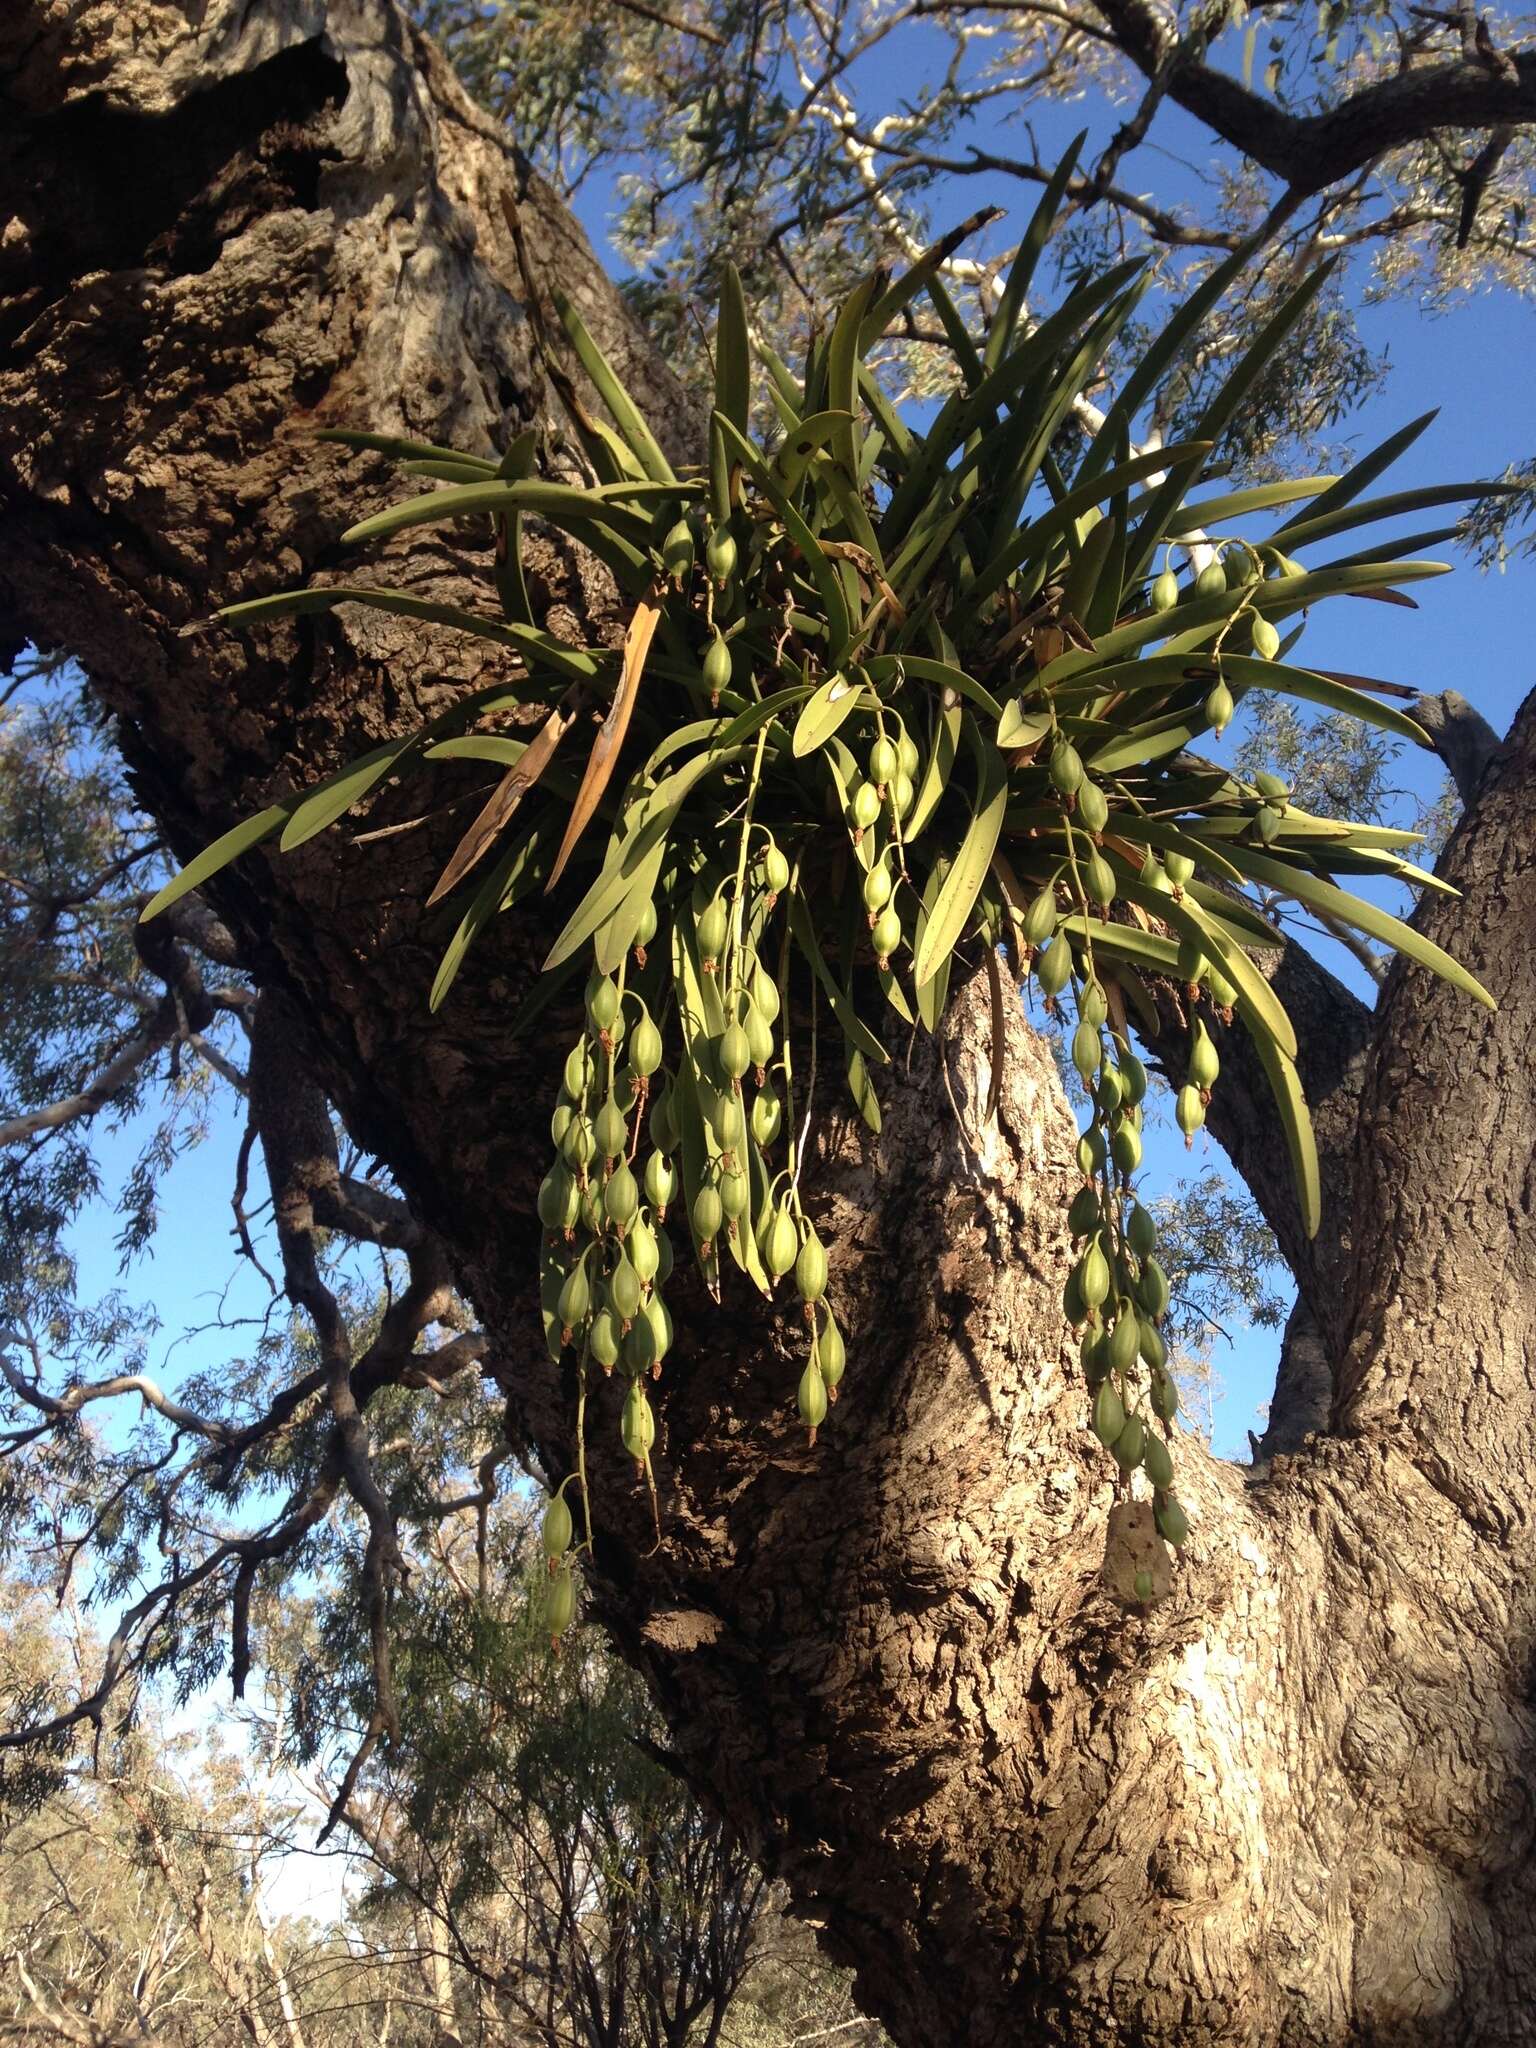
[
  {"left": 429, "top": 822, "right": 552, "bottom": 1012},
  {"left": 139, "top": 805, "right": 289, "bottom": 922},
  {"left": 787, "top": 893, "right": 889, "bottom": 1065},
  {"left": 1273, "top": 409, "right": 1438, "bottom": 536},
  {"left": 792, "top": 673, "right": 866, "bottom": 757},
  {"left": 316, "top": 429, "right": 497, "bottom": 471},
  {"left": 279, "top": 735, "right": 420, "bottom": 851},
  {"left": 552, "top": 290, "right": 675, "bottom": 485},
  {"left": 339, "top": 479, "right": 652, "bottom": 551},
  {"left": 218, "top": 585, "right": 606, "bottom": 683},
  {"left": 1248, "top": 1029, "right": 1322, "bottom": 1238},
  {"left": 912, "top": 727, "right": 1008, "bottom": 988},
  {"left": 715, "top": 262, "right": 752, "bottom": 436},
  {"left": 982, "top": 135, "right": 1086, "bottom": 374},
  {"left": 713, "top": 413, "right": 853, "bottom": 657}
]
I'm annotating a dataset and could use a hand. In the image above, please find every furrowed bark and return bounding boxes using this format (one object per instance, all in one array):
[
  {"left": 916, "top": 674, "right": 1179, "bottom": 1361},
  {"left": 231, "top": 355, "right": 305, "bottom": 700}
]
[{"left": 4, "top": 7, "right": 1536, "bottom": 2044}]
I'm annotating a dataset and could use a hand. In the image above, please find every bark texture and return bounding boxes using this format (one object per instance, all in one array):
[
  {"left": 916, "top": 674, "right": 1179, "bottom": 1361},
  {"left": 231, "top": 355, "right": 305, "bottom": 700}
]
[{"left": 4, "top": 8, "right": 1536, "bottom": 2044}]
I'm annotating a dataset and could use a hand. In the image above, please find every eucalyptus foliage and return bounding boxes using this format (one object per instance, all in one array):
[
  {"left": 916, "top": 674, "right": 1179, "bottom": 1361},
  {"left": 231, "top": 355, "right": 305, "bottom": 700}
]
[{"left": 147, "top": 167, "right": 1503, "bottom": 1605}]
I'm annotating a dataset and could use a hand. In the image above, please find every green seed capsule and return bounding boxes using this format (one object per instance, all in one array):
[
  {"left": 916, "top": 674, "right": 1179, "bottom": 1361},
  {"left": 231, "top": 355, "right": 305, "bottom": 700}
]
[
  {"left": 1071, "top": 1019, "right": 1102, "bottom": 1081},
  {"left": 1195, "top": 559, "right": 1227, "bottom": 598},
  {"left": 1119, "top": 1051, "right": 1148, "bottom": 1105},
  {"left": 624, "top": 1310, "right": 659, "bottom": 1375},
  {"left": 1127, "top": 1202, "right": 1157, "bottom": 1259},
  {"left": 817, "top": 1311, "right": 846, "bottom": 1390},
  {"left": 1139, "top": 1256, "right": 1171, "bottom": 1320},
  {"left": 1063, "top": 1262, "right": 1087, "bottom": 1328},
  {"left": 1096, "top": 1066, "right": 1124, "bottom": 1116},
  {"left": 1109, "top": 1302, "right": 1140, "bottom": 1374},
  {"left": 1150, "top": 1369, "right": 1179, "bottom": 1422},
  {"left": 1175, "top": 1084, "right": 1205, "bottom": 1139},
  {"left": 649, "top": 1085, "right": 678, "bottom": 1156},
  {"left": 746, "top": 1006, "right": 774, "bottom": 1070},
  {"left": 1080, "top": 981, "right": 1108, "bottom": 1027},
  {"left": 564, "top": 1043, "right": 595, "bottom": 1100},
  {"left": 1251, "top": 615, "right": 1280, "bottom": 660},
  {"left": 868, "top": 736, "right": 898, "bottom": 787},
  {"left": 890, "top": 771, "right": 915, "bottom": 817},
  {"left": 545, "top": 1565, "right": 576, "bottom": 1642},
  {"left": 1205, "top": 681, "right": 1235, "bottom": 733},
  {"left": 580, "top": 1185, "right": 604, "bottom": 1237},
  {"left": 1076, "top": 1125, "right": 1107, "bottom": 1176},
  {"left": 542, "top": 1489, "right": 573, "bottom": 1558},
  {"left": 538, "top": 1165, "right": 580, "bottom": 1233},
  {"left": 1036, "top": 936, "right": 1071, "bottom": 996},
  {"left": 558, "top": 1260, "right": 591, "bottom": 1336},
  {"left": 1164, "top": 851, "right": 1195, "bottom": 887},
  {"left": 718, "top": 1167, "right": 749, "bottom": 1220},
  {"left": 1050, "top": 740, "right": 1084, "bottom": 797},
  {"left": 662, "top": 518, "right": 695, "bottom": 580},
  {"left": 751, "top": 958, "right": 780, "bottom": 1023},
  {"left": 795, "top": 1229, "right": 829, "bottom": 1304},
  {"left": 851, "top": 780, "right": 881, "bottom": 830},
  {"left": 1134, "top": 1568, "right": 1154, "bottom": 1603},
  {"left": 551, "top": 1102, "right": 575, "bottom": 1147},
  {"left": 862, "top": 862, "right": 893, "bottom": 914},
  {"left": 692, "top": 1185, "right": 723, "bottom": 1245},
  {"left": 1091, "top": 1380, "right": 1126, "bottom": 1447},
  {"left": 1151, "top": 568, "right": 1180, "bottom": 612},
  {"left": 605, "top": 1163, "right": 639, "bottom": 1228},
  {"left": 645, "top": 1290, "right": 673, "bottom": 1361},
  {"left": 712, "top": 1093, "right": 744, "bottom": 1150},
  {"left": 697, "top": 896, "right": 729, "bottom": 964},
  {"left": 1140, "top": 849, "right": 1172, "bottom": 895},
  {"left": 871, "top": 906, "right": 901, "bottom": 963},
  {"left": 897, "top": 733, "right": 919, "bottom": 780},
  {"left": 705, "top": 526, "right": 737, "bottom": 583},
  {"left": 1067, "top": 1186, "right": 1100, "bottom": 1238},
  {"left": 1077, "top": 780, "right": 1109, "bottom": 836},
  {"left": 719, "top": 1022, "right": 752, "bottom": 1081},
  {"left": 765, "top": 1204, "right": 798, "bottom": 1278},
  {"left": 704, "top": 632, "right": 733, "bottom": 698},
  {"left": 1112, "top": 1118, "right": 1142, "bottom": 1175},
  {"left": 1079, "top": 1240, "right": 1111, "bottom": 1309},
  {"left": 763, "top": 844, "right": 790, "bottom": 894},
  {"left": 594, "top": 1095, "right": 628, "bottom": 1160},
  {"left": 1023, "top": 885, "right": 1057, "bottom": 947},
  {"left": 609, "top": 1254, "right": 643, "bottom": 1323},
  {"left": 1080, "top": 1325, "right": 1110, "bottom": 1386},
  {"left": 621, "top": 1380, "right": 655, "bottom": 1464},
  {"left": 1154, "top": 1493, "right": 1189, "bottom": 1548},
  {"left": 1113, "top": 1414, "right": 1146, "bottom": 1473},
  {"left": 629, "top": 1218, "right": 660, "bottom": 1286},
  {"left": 654, "top": 1225, "right": 674, "bottom": 1286},
  {"left": 751, "top": 1089, "right": 783, "bottom": 1146},
  {"left": 798, "top": 1356, "right": 829, "bottom": 1434},
  {"left": 1206, "top": 964, "right": 1237, "bottom": 1009},
  {"left": 1139, "top": 1314, "right": 1167, "bottom": 1373},
  {"left": 1144, "top": 1433, "right": 1174, "bottom": 1491},
  {"left": 629, "top": 1016, "right": 663, "bottom": 1079},
  {"left": 1176, "top": 935, "right": 1206, "bottom": 986},
  {"left": 1255, "top": 770, "right": 1289, "bottom": 802},
  {"left": 1084, "top": 853, "right": 1116, "bottom": 909},
  {"left": 633, "top": 897, "right": 658, "bottom": 948},
  {"left": 1189, "top": 1019, "right": 1219, "bottom": 1091},
  {"left": 1256, "top": 803, "right": 1281, "bottom": 843},
  {"left": 644, "top": 1152, "right": 678, "bottom": 1214},
  {"left": 587, "top": 976, "right": 620, "bottom": 1034}
]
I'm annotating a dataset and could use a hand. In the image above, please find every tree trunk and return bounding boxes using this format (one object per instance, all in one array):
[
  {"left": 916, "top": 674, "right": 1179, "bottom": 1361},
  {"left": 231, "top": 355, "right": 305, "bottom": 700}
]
[{"left": 4, "top": 6, "right": 1536, "bottom": 2042}]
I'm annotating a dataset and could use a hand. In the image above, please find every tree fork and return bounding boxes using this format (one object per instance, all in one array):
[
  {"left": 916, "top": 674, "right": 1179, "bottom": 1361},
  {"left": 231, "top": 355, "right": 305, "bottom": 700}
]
[{"left": 4, "top": 6, "right": 1536, "bottom": 2043}]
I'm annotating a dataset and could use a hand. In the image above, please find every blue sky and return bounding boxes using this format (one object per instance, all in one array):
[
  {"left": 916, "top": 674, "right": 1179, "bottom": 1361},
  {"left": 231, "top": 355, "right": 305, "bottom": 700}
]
[{"left": 40, "top": 76, "right": 1536, "bottom": 1461}]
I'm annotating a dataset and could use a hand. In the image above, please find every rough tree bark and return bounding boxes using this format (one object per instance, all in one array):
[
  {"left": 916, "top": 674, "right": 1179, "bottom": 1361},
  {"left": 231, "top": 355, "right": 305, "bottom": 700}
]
[{"left": 4, "top": 6, "right": 1536, "bottom": 2044}]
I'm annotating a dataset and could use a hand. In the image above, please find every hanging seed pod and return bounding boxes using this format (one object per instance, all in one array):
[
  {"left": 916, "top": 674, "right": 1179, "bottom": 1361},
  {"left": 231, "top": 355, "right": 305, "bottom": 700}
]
[
  {"left": 1084, "top": 853, "right": 1116, "bottom": 909},
  {"left": 587, "top": 975, "right": 621, "bottom": 1035},
  {"left": 648, "top": 1084, "right": 678, "bottom": 1155},
  {"left": 795, "top": 1228, "right": 829, "bottom": 1304},
  {"left": 1205, "top": 680, "right": 1235, "bottom": 733},
  {"left": 1139, "top": 1256, "right": 1171, "bottom": 1320},
  {"left": 557, "top": 1259, "right": 592, "bottom": 1341},
  {"left": 1255, "top": 771, "right": 1290, "bottom": 804},
  {"left": 1144, "top": 1433, "right": 1175, "bottom": 1491},
  {"left": 751, "top": 1089, "right": 783, "bottom": 1147},
  {"left": 1036, "top": 936, "right": 1072, "bottom": 996},
  {"left": 1113, "top": 1115, "right": 1144, "bottom": 1171},
  {"left": 629, "top": 1015, "right": 663, "bottom": 1079},
  {"left": 589, "top": 1304, "right": 622, "bottom": 1372},
  {"left": 561, "top": 1115, "right": 597, "bottom": 1172},
  {"left": 594, "top": 1094, "right": 628, "bottom": 1161},
  {"left": 1164, "top": 851, "right": 1195, "bottom": 888},
  {"left": 538, "top": 1164, "right": 580, "bottom": 1234},
  {"left": 1080, "top": 980, "right": 1108, "bottom": 1027},
  {"left": 633, "top": 898, "right": 658, "bottom": 953},
  {"left": 763, "top": 843, "right": 790, "bottom": 894},
  {"left": 1096, "top": 1066, "right": 1124, "bottom": 1116},
  {"left": 564, "top": 1042, "right": 595, "bottom": 1099},
  {"left": 1023, "top": 885, "right": 1057, "bottom": 948},
  {"left": 621, "top": 1379, "right": 656, "bottom": 1466},
  {"left": 705, "top": 525, "right": 737, "bottom": 583},
  {"left": 816, "top": 1310, "right": 846, "bottom": 1392},
  {"left": 542, "top": 1486, "right": 573, "bottom": 1560},
  {"left": 1080, "top": 1325, "right": 1110, "bottom": 1386},
  {"left": 630, "top": 1218, "right": 660, "bottom": 1286},
  {"left": 798, "top": 1355, "right": 829, "bottom": 1439},
  {"left": 1176, "top": 935, "right": 1206, "bottom": 987},
  {"left": 1175, "top": 1084, "right": 1205, "bottom": 1141},
  {"left": 1139, "top": 848, "right": 1173, "bottom": 895},
  {"left": 697, "top": 895, "right": 729, "bottom": 967},
  {"left": 1150, "top": 568, "right": 1179, "bottom": 611},
  {"left": 643, "top": 1152, "right": 678, "bottom": 1215},
  {"left": 1250, "top": 615, "right": 1280, "bottom": 660},
  {"left": 719, "top": 1166, "right": 749, "bottom": 1221},
  {"left": 692, "top": 1185, "right": 723, "bottom": 1246},
  {"left": 1206, "top": 963, "right": 1238, "bottom": 1010},
  {"left": 890, "top": 771, "right": 915, "bottom": 818},
  {"left": 1119, "top": 1049, "right": 1149, "bottom": 1105},
  {"left": 862, "top": 861, "right": 893, "bottom": 915},
  {"left": 545, "top": 1565, "right": 577, "bottom": 1645},
  {"left": 1079, "top": 1239, "right": 1111, "bottom": 1310},
  {"left": 871, "top": 906, "right": 901, "bottom": 964},
  {"left": 1113, "top": 1414, "right": 1146, "bottom": 1473},
  {"left": 704, "top": 631, "right": 733, "bottom": 702},
  {"left": 1063, "top": 1262, "right": 1087, "bottom": 1328},
  {"left": 751, "top": 956, "right": 780, "bottom": 1024},
  {"left": 1071, "top": 1019, "right": 1102, "bottom": 1082},
  {"left": 1076, "top": 1125, "right": 1107, "bottom": 1176},
  {"left": 1049, "top": 739, "right": 1084, "bottom": 798},
  {"left": 654, "top": 1224, "right": 674, "bottom": 1286},
  {"left": 1150, "top": 1368, "right": 1179, "bottom": 1422},
  {"left": 711, "top": 1092, "right": 745, "bottom": 1151},
  {"left": 604, "top": 1162, "right": 640, "bottom": 1230},
  {"left": 1256, "top": 803, "right": 1282, "bottom": 843},
  {"left": 1139, "top": 1314, "right": 1168, "bottom": 1373},
  {"left": 579, "top": 1183, "right": 604, "bottom": 1237},
  {"left": 624, "top": 1311, "right": 659, "bottom": 1376},
  {"left": 1067, "top": 1185, "right": 1101, "bottom": 1238},
  {"left": 868, "top": 735, "right": 898, "bottom": 787},
  {"left": 851, "top": 780, "right": 881, "bottom": 831},
  {"left": 1091, "top": 1380, "right": 1126, "bottom": 1447},
  {"left": 609, "top": 1253, "right": 643, "bottom": 1324},
  {"left": 745, "top": 1005, "right": 774, "bottom": 1071},
  {"left": 765, "top": 1202, "right": 799, "bottom": 1278},
  {"left": 551, "top": 1102, "right": 575, "bottom": 1147},
  {"left": 645, "top": 1290, "right": 673, "bottom": 1364},
  {"left": 1109, "top": 1301, "right": 1140, "bottom": 1374},
  {"left": 1189, "top": 1019, "right": 1220, "bottom": 1091},
  {"left": 897, "top": 732, "right": 919, "bottom": 781},
  {"left": 662, "top": 517, "right": 695, "bottom": 582},
  {"left": 1077, "top": 779, "right": 1109, "bottom": 836},
  {"left": 1154, "top": 1493, "right": 1190, "bottom": 1548},
  {"left": 1127, "top": 1202, "right": 1157, "bottom": 1259},
  {"left": 719, "top": 1021, "right": 752, "bottom": 1081},
  {"left": 1195, "top": 559, "right": 1227, "bottom": 598}
]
